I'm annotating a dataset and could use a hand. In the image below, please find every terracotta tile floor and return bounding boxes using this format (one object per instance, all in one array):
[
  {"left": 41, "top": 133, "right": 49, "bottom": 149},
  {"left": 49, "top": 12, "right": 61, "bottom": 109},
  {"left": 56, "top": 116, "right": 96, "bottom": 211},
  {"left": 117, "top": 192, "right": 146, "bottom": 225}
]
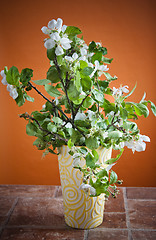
[{"left": 0, "top": 186, "right": 156, "bottom": 240}]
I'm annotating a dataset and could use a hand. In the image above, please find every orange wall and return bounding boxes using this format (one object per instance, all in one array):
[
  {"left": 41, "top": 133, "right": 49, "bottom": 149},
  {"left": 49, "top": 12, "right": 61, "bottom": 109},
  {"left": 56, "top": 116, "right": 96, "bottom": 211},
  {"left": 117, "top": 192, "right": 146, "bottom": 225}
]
[{"left": 0, "top": 0, "right": 156, "bottom": 186}]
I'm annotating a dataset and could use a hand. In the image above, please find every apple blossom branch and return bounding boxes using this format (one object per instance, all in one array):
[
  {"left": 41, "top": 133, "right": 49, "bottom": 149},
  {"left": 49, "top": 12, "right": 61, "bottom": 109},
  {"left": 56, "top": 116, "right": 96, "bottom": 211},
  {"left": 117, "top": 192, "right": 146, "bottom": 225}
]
[
  {"left": 19, "top": 112, "right": 68, "bottom": 143},
  {"left": 28, "top": 82, "right": 86, "bottom": 137}
]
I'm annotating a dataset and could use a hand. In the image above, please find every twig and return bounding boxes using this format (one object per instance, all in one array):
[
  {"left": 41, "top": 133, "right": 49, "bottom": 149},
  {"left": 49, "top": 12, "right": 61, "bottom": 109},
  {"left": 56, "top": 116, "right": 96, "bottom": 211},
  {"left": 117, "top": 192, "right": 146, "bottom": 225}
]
[
  {"left": 53, "top": 57, "right": 75, "bottom": 120},
  {"left": 20, "top": 113, "right": 68, "bottom": 142},
  {"left": 28, "top": 82, "right": 86, "bottom": 137}
]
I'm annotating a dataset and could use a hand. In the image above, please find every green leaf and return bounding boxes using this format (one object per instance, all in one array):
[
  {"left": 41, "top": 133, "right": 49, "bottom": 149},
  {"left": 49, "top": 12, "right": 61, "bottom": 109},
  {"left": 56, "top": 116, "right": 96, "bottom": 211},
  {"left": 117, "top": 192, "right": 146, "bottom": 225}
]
[
  {"left": 85, "top": 137, "right": 99, "bottom": 150},
  {"left": 47, "top": 66, "right": 60, "bottom": 83},
  {"left": 120, "top": 108, "right": 128, "bottom": 120},
  {"left": 67, "top": 139, "right": 74, "bottom": 149},
  {"left": 47, "top": 48, "right": 55, "bottom": 60},
  {"left": 103, "top": 72, "right": 117, "bottom": 81},
  {"left": 47, "top": 122, "right": 57, "bottom": 132},
  {"left": 74, "top": 71, "right": 81, "bottom": 92},
  {"left": 33, "top": 138, "right": 46, "bottom": 150},
  {"left": 25, "top": 95, "right": 34, "bottom": 102},
  {"left": 123, "top": 83, "right": 137, "bottom": 99},
  {"left": 92, "top": 150, "right": 99, "bottom": 161},
  {"left": 102, "top": 99, "right": 115, "bottom": 114},
  {"left": 148, "top": 100, "right": 156, "bottom": 116},
  {"left": 79, "top": 60, "right": 88, "bottom": 69},
  {"left": 92, "top": 52, "right": 102, "bottom": 63},
  {"left": 98, "top": 80, "right": 109, "bottom": 90},
  {"left": 65, "top": 26, "right": 82, "bottom": 36},
  {"left": 92, "top": 180, "right": 108, "bottom": 196},
  {"left": 89, "top": 41, "right": 96, "bottom": 52},
  {"left": 81, "top": 67, "right": 93, "bottom": 76},
  {"left": 82, "top": 96, "right": 93, "bottom": 108},
  {"left": 86, "top": 152, "right": 96, "bottom": 168},
  {"left": 100, "top": 47, "right": 107, "bottom": 55},
  {"left": 26, "top": 122, "right": 38, "bottom": 136},
  {"left": 32, "top": 111, "right": 50, "bottom": 121},
  {"left": 81, "top": 76, "right": 92, "bottom": 91},
  {"left": 70, "top": 129, "right": 82, "bottom": 144},
  {"left": 92, "top": 89, "right": 104, "bottom": 103},
  {"left": 105, "top": 149, "right": 124, "bottom": 164},
  {"left": 97, "top": 169, "right": 108, "bottom": 178},
  {"left": 45, "top": 84, "right": 62, "bottom": 97},
  {"left": 102, "top": 57, "right": 113, "bottom": 64},
  {"left": 52, "top": 117, "right": 63, "bottom": 124},
  {"left": 110, "top": 171, "right": 118, "bottom": 184},
  {"left": 6, "top": 66, "right": 19, "bottom": 86},
  {"left": 108, "top": 131, "right": 123, "bottom": 139},
  {"left": 20, "top": 68, "right": 33, "bottom": 86},
  {"left": 67, "top": 81, "right": 80, "bottom": 100},
  {"left": 32, "top": 79, "right": 51, "bottom": 85},
  {"left": 15, "top": 88, "right": 25, "bottom": 106},
  {"left": 133, "top": 103, "right": 149, "bottom": 117}
]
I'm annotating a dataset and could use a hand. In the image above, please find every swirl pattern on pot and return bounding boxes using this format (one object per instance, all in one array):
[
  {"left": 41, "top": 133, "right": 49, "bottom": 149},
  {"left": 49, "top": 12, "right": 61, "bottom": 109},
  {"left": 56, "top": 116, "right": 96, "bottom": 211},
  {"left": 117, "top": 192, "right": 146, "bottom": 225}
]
[{"left": 58, "top": 145, "right": 112, "bottom": 229}]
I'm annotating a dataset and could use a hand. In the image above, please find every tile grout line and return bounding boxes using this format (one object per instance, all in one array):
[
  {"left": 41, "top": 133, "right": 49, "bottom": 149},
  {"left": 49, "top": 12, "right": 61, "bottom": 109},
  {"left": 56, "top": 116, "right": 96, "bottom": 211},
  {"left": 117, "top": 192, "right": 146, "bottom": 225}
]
[
  {"left": 54, "top": 186, "right": 59, "bottom": 198},
  {"left": 123, "top": 187, "right": 132, "bottom": 240},
  {"left": 84, "top": 229, "right": 89, "bottom": 240},
  {"left": 3, "top": 225, "right": 156, "bottom": 231},
  {"left": 0, "top": 197, "right": 19, "bottom": 239}
]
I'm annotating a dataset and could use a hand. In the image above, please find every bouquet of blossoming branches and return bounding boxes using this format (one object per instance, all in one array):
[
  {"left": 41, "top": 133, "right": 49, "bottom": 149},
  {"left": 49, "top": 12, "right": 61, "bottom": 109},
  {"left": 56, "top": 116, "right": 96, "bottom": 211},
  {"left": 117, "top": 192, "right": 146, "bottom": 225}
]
[{"left": 1, "top": 18, "right": 156, "bottom": 198}]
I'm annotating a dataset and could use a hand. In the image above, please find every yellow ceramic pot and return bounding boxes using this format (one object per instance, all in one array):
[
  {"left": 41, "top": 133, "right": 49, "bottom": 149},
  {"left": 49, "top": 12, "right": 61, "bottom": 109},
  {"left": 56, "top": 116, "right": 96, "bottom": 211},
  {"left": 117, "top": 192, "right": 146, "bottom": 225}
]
[{"left": 58, "top": 145, "right": 112, "bottom": 229}]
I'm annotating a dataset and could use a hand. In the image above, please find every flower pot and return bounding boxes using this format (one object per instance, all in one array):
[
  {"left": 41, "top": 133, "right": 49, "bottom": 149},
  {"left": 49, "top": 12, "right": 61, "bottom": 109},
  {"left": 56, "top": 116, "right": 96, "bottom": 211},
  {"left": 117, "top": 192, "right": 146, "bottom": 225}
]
[{"left": 58, "top": 145, "right": 112, "bottom": 229}]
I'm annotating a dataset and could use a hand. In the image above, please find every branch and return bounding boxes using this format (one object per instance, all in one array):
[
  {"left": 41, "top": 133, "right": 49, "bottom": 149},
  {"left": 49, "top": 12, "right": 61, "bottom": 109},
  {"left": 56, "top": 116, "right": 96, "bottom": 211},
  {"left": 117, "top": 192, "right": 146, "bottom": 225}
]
[
  {"left": 20, "top": 113, "right": 68, "bottom": 142},
  {"left": 53, "top": 57, "right": 75, "bottom": 120},
  {"left": 28, "top": 82, "right": 86, "bottom": 137}
]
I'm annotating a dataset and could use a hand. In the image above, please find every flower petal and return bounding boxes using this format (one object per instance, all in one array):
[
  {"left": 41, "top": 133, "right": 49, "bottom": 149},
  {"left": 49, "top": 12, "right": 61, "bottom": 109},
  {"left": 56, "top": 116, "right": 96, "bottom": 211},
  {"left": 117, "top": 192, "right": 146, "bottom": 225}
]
[
  {"left": 62, "top": 25, "right": 67, "bottom": 33},
  {"left": 1, "top": 77, "right": 7, "bottom": 85},
  {"left": 44, "top": 39, "right": 55, "bottom": 49},
  {"left": 72, "top": 53, "right": 78, "bottom": 60},
  {"left": 61, "top": 42, "right": 71, "bottom": 50},
  {"left": 48, "top": 19, "right": 57, "bottom": 29},
  {"left": 56, "top": 18, "right": 63, "bottom": 31},
  {"left": 51, "top": 32, "right": 60, "bottom": 41},
  {"left": 41, "top": 26, "right": 49, "bottom": 35},
  {"left": 10, "top": 88, "right": 18, "bottom": 99},
  {"left": 75, "top": 112, "right": 86, "bottom": 121},
  {"left": 55, "top": 45, "right": 64, "bottom": 56}
]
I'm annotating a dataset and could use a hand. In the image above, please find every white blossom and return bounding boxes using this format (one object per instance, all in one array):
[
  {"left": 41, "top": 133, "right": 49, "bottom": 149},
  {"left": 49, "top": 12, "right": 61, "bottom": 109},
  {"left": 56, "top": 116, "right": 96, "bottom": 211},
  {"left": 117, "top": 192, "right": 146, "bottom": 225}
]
[
  {"left": 41, "top": 26, "right": 50, "bottom": 35},
  {"left": 80, "top": 183, "right": 96, "bottom": 196},
  {"left": 80, "top": 47, "right": 88, "bottom": 56},
  {"left": 7, "top": 84, "right": 18, "bottom": 99},
  {"left": 44, "top": 38, "right": 55, "bottom": 49},
  {"left": 42, "top": 18, "right": 67, "bottom": 36},
  {"left": 1, "top": 70, "right": 7, "bottom": 85},
  {"left": 72, "top": 158, "right": 80, "bottom": 167},
  {"left": 95, "top": 42, "right": 102, "bottom": 47},
  {"left": 65, "top": 53, "right": 78, "bottom": 62},
  {"left": 90, "top": 60, "right": 109, "bottom": 78},
  {"left": 65, "top": 123, "right": 72, "bottom": 128},
  {"left": 114, "top": 141, "right": 125, "bottom": 150},
  {"left": 125, "top": 134, "right": 150, "bottom": 153},
  {"left": 44, "top": 32, "right": 72, "bottom": 55},
  {"left": 48, "top": 18, "right": 64, "bottom": 33},
  {"left": 102, "top": 131, "right": 108, "bottom": 139},
  {"left": 75, "top": 112, "right": 86, "bottom": 121},
  {"left": 112, "top": 85, "right": 129, "bottom": 97},
  {"left": 1, "top": 70, "right": 18, "bottom": 99},
  {"left": 87, "top": 110, "right": 94, "bottom": 121}
]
